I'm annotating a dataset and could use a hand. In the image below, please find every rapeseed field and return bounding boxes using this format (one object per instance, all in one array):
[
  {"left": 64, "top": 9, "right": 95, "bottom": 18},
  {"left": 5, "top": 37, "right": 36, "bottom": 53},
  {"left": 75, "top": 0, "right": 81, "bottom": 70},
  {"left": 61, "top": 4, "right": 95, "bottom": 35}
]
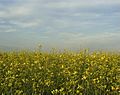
[{"left": 0, "top": 49, "right": 120, "bottom": 95}]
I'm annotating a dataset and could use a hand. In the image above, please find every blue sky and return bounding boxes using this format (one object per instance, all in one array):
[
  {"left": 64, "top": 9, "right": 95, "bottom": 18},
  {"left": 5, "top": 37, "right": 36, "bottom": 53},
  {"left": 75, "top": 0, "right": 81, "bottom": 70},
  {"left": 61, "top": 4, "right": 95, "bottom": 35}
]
[{"left": 0, "top": 0, "right": 120, "bottom": 50}]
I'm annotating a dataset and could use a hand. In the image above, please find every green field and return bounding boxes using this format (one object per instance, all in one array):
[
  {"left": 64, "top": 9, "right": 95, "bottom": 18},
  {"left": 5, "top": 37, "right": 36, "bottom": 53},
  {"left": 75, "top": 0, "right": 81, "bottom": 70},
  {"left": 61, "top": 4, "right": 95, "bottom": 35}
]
[{"left": 0, "top": 49, "right": 120, "bottom": 95}]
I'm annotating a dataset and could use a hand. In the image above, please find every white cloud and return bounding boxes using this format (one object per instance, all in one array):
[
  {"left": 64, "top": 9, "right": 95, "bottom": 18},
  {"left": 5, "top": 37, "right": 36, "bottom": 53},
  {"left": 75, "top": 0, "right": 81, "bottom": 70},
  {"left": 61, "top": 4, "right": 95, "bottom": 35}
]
[
  {"left": 61, "top": 32, "right": 120, "bottom": 46},
  {"left": 9, "top": 6, "right": 32, "bottom": 17},
  {"left": 10, "top": 19, "right": 42, "bottom": 28},
  {"left": 0, "top": 28, "right": 17, "bottom": 33},
  {"left": 5, "top": 29, "right": 17, "bottom": 33},
  {"left": 72, "top": 13, "right": 102, "bottom": 17},
  {"left": 45, "top": 0, "right": 120, "bottom": 9},
  {"left": 58, "top": 32, "right": 84, "bottom": 40},
  {"left": 0, "top": 0, "right": 36, "bottom": 18},
  {"left": 41, "top": 31, "right": 120, "bottom": 49},
  {"left": 0, "top": 11, "right": 7, "bottom": 18}
]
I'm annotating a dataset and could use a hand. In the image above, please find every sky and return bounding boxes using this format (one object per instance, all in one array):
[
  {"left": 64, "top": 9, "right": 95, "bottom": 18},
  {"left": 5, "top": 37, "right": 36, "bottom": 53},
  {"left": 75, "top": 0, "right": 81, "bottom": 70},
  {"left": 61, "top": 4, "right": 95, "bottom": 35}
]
[{"left": 0, "top": 0, "right": 120, "bottom": 50}]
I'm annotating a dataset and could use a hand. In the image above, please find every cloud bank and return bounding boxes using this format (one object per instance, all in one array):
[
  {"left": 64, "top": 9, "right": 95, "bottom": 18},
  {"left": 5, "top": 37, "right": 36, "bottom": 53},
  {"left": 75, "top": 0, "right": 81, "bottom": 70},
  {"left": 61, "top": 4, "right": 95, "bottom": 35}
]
[{"left": 0, "top": 0, "right": 120, "bottom": 50}]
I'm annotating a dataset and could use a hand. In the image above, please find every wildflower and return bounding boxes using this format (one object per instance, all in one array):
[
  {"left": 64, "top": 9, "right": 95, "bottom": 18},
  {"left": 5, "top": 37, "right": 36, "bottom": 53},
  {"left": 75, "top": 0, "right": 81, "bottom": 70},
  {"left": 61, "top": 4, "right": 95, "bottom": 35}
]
[
  {"left": 61, "top": 65, "right": 64, "bottom": 68},
  {"left": 82, "top": 75, "right": 87, "bottom": 80}
]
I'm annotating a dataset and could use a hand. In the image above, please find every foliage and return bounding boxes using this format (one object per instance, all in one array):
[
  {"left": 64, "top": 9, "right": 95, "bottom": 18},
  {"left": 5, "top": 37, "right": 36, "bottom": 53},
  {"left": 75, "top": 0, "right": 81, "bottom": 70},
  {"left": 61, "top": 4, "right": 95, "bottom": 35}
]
[{"left": 0, "top": 49, "right": 120, "bottom": 95}]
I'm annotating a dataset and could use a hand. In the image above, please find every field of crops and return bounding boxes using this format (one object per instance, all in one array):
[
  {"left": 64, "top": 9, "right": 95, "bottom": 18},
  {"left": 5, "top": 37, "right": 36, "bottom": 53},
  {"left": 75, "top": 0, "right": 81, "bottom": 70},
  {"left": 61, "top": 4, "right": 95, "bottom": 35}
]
[{"left": 0, "top": 49, "right": 120, "bottom": 95}]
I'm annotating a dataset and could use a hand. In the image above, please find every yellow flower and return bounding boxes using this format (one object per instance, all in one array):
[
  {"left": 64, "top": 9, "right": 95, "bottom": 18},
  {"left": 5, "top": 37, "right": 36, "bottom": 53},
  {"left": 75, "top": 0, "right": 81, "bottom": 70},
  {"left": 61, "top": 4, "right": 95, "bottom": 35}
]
[
  {"left": 82, "top": 76, "right": 87, "bottom": 80},
  {"left": 111, "top": 86, "right": 115, "bottom": 90},
  {"left": 0, "top": 60, "right": 3, "bottom": 63},
  {"left": 61, "top": 65, "right": 64, "bottom": 68},
  {"left": 101, "top": 57, "right": 104, "bottom": 60},
  {"left": 73, "top": 71, "right": 77, "bottom": 75}
]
